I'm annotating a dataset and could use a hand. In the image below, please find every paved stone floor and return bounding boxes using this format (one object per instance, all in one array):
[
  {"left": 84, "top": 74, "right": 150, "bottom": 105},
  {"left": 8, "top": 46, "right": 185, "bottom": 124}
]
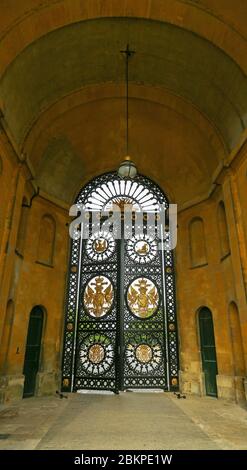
[{"left": 0, "top": 392, "right": 247, "bottom": 450}]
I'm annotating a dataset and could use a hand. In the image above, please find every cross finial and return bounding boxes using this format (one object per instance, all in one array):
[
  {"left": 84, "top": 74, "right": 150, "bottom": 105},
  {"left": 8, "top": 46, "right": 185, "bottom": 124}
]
[{"left": 120, "top": 43, "right": 135, "bottom": 58}]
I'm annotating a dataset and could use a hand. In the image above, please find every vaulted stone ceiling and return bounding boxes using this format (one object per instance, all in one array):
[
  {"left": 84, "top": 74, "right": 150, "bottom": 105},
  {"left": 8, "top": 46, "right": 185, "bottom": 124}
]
[{"left": 0, "top": 1, "right": 247, "bottom": 208}]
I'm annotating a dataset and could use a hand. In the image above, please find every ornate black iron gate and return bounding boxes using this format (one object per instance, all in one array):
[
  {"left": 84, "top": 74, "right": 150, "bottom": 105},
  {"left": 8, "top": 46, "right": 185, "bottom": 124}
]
[{"left": 62, "top": 172, "right": 179, "bottom": 393}]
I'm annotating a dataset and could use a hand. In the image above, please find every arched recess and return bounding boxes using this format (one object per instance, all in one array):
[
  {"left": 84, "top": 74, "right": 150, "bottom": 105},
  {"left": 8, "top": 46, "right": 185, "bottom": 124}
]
[
  {"left": 36, "top": 214, "right": 56, "bottom": 266},
  {"left": 15, "top": 197, "right": 29, "bottom": 256},
  {"left": 61, "top": 171, "right": 179, "bottom": 394},
  {"left": 217, "top": 201, "right": 230, "bottom": 259},
  {"left": 198, "top": 307, "right": 218, "bottom": 397},
  {"left": 189, "top": 217, "right": 207, "bottom": 268},
  {"left": 23, "top": 306, "right": 44, "bottom": 398},
  {"left": 0, "top": 299, "right": 14, "bottom": 373},
  {"left": 229, "top": 302, "right": 245, "bottom": 377}
]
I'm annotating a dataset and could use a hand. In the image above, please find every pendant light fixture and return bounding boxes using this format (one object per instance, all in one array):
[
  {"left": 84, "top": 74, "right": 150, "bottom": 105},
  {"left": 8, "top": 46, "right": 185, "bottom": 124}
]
[{"left": 118, "top": 44, "right": 137, "bottom": 179}]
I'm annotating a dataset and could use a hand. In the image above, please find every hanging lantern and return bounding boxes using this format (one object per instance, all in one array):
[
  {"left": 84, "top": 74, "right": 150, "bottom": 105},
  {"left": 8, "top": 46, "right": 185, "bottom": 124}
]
[{"left": 118, "top": 155, "right": 137, "bottom": 179}]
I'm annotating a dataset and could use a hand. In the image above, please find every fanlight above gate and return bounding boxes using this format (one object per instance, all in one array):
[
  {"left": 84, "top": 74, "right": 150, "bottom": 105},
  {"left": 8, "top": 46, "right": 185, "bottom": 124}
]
[{"left": 76, "top": 172, "right": 168, "bottom": 212}]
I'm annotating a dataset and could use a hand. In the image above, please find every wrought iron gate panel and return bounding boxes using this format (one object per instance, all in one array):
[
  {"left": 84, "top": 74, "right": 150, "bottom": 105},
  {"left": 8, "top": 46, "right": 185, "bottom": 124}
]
[
  {"left": 121, "top": 222, "right": 168, "bottom": 389},
  {"left": 164, "top": 241, "right": 179, "bottom": 388},
  {"left": 61, "top": 235, "right": 81, "bottom": 390},
  {"left": 73, "top": 220, "right": 119, "bottom": 392},
  {"left": 61, "top": 172, "right": 179, "bottom": 393}
]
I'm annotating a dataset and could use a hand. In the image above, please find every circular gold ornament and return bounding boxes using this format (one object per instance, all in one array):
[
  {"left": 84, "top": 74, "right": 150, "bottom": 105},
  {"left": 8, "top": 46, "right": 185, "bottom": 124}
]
[
  {"left": 88, "top": 344, "right": 105, "bottom": 364},
  {"left": 93, "top": 238, "right": 108, "bottom": 254},
  {"left": 135, "top": 344, "right": 153, "bottom": 363},
  {"left": 127, "top": 235, "right": 157, "bottom": 264},
  {"left": 86, "top": 231, "right": 115, "bottom": 262},
  {"left": 134, "top": 240, "right": 150, "bottom": 257}
]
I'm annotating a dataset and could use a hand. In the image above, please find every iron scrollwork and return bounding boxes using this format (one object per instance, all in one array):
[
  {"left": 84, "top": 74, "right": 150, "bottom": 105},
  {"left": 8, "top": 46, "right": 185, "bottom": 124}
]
[{"left": 61, "top": 172, "right": 179, "bottom": 392}]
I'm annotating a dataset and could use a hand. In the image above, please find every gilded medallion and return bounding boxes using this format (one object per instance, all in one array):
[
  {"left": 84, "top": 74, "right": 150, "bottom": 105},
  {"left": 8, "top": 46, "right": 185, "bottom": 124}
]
[
  {"left": 135, "top": 240, "right": 150, "bottom": 256},
  {"left": 135, "top": 344, "right": 153, "bottom": 363},
  {"left": 127, "top": 277, "right": 159, "bottom": 318},
  {"left": 125, "top": 335, "right": 162, "bottom": 373},
  {"left": 88, "top": 344, "right": 105, "bottom": 364},
  {"left": 86, "top": 231, "right": 115, "bottom": 261},
  {"left": 127, "top": 234, "right": 157, "bottom": 264},
  {"left": 79, "top": 334, "right": 114, "bottom": 375},
  {"left": 93, "top": 238, "right": 108, "bottom": 254},
  {"left": 84, "top": 276, "right": 114, "bottom": 318}
]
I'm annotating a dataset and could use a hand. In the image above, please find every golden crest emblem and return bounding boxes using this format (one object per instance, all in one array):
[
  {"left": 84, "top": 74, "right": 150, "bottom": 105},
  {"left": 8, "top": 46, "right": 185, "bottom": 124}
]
[
  {"left": 84, "top": 276, "right": 114, "bottom": 318},
  {"left": 79, "top": 333, "right": 114, "bottom": 375},
  {"left": 127, "top": 235, "right": 157, "bottom": 264},
  {"left": 135, "top": 241, "right": 150, "bottom": 256},
  {"left": 86, "top": 231, "right": 115, "bottom": 261},
  {"left": 93, "top": 238, "right": 108, "bottom": 253},
  {"left": 127, "top": 277, "right": 159, "bottom": 318},
  {"left": 88, "top": 344, "right": 105, "bottom": 364},
  {"left": 135, "top": 344, "right": 153, "bottom": 363}
]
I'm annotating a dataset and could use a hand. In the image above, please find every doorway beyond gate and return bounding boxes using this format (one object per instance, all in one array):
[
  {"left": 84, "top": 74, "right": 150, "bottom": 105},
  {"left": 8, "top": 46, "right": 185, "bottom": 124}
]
[
  {"left": 62, "top": 172, "right": 179, "bottom": 393},
  {"left": 23, "top": 306, "right": 44, "bottom": 398},
  {"left": 198, "top": 307, "right": 218, "bottom": 397}
]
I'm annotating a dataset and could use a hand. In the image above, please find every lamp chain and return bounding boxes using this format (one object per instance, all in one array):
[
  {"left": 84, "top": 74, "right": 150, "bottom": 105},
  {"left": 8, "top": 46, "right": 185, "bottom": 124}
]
[{"left": 120, "top": 44, "right": 135, "bottom": 156}]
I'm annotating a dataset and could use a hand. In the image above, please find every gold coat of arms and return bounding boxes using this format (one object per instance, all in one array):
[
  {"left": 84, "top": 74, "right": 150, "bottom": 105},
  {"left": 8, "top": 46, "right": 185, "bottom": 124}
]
[
  {"left": 127, "top": 277, "right": 159, "bottom": 318},
  {"left": 84, "top": 276, "right": 114, "bottom": 318}
]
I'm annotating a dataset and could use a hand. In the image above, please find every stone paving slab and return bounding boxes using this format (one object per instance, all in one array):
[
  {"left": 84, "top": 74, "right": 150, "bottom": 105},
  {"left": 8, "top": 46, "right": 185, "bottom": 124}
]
[
  {"left": 170, "top": 394, "right": 247, "bottom": 450},
  {"left": 0, "top": 392, "right": 246, "bottom": 450}
]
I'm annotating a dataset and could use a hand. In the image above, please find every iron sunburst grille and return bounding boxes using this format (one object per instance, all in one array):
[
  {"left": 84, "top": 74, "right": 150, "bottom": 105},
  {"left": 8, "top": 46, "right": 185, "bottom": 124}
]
[{"left": 76, "top": 173, "right": 168, "bottom": 212}]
